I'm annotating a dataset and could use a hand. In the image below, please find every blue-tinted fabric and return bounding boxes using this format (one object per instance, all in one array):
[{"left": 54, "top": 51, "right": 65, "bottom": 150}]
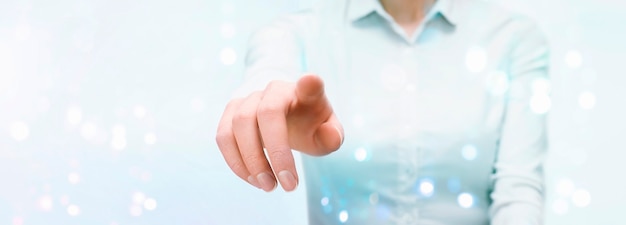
[{"left": 234, "top": 0, "right": 549, "bottom": 224}]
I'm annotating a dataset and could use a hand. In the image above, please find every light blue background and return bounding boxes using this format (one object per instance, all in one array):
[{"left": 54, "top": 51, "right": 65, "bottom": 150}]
[{"left": 0, "top": 0, "right": 625, "bottom": 224}]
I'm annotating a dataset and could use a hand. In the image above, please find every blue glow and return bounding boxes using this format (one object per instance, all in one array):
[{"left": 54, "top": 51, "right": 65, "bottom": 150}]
[
  {"left": 447, "top": 178, "right": 461, "bottom": 193},
  {"left": 323, "top": 204, "right": 333, "bottom": 214},
  {"left": 375, "top": 204, "right": 391, "bottom": 221}
]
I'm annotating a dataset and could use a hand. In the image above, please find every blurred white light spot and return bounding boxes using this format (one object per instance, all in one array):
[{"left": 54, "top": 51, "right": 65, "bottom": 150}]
[
  {"left": 10, "top": 121, "right": 29, "bottom": 142},
  {"left": 354, "top": 147, "right": 367, "bottom": 162},
  {"left": 572, "top": 189, "right": 591, "bottom": 207},
  {"left": 60, "top": 195, "right": 70, "bottom": 206},
  {"left": 578, "top": 91, "right": 596, "bottom": 110},
  {"left": 66, "top": 106, "right": 83, "bottom": 125},
  {"left": 555, "top": 178, "right": 575, "bottom": 197},
  {"left": 129, "top": 205, "right": 143, "bottom": 217},
  {"left": 339, "top": 210, "right": 349, "bottom": 223},
  {"left": 321, "top": 197, "right": 329, "bottom": 206},
  {"left": 380, "top": 63, "right": 407, "bottom": 91},
  {"left": 369, "top": 193, "right": 379, "bottom": 205},
  {"left": 133, "top": 105, "right": 147, "bottom": 119},
  {"left": 220, "top": 48, "right": 237, "bottom": 66},
  {"left": 38, "top": 195, "right": 54, "bottom": 211},
  {"left": 15, "top": 24, "right": 31, "bottom": 41},
  {"left": 461, "top": 144, "right": 478, "bottom": 161},
  {"left": 419, "top": 180, "right": 434, "bottom": 197},
  {"left": 67, "top": 204, "right": 80, "bottom": 216},
  {"left": 190, "top": 98, "right": 206, "bottom": 112},
  {"left": 457, "top": 193, "right": 474, "bottom": 208},
  {"left": 552, "top": 199, "right": 569, "bottom": 215},
  {"left": 144, "top": 132, "right": 157, "bottom": 145},
  {"left": 529, "top": 94, "right": 551, "bottom": 114},
  {"left": 220, "top": 23, "right": 237, "bottom": 39},
  {"left": 12, "top": 217, "right": 23, "bottom": 225},
  {"left": 486, "top": 71, "right": 509, "bottom": 96},
  {"left": 111, "top": 136, "right": 127, "bottom": 151},
  {"left": 140, "top": 171, "right": 152, "bottom": 182},
  {"left": 133, "top": 192, "right": 146, "bottom": 205},
  {"left": 112, "top": 124, "right": 126, "bottom": 137},
  {"left": 143, "top": 198, "right": 157, "bottom": 211},
  {"left": 465, "top": 46, "right": 488, "bottom": 73},
  {"left": 68, "top": 172, "right": 80, "bottom": 185},
  {"left": 565, "top": 50, "right": 583, "bottom": 69},
  {"left": 532, "top": 78, "right": 551, "bottom": 94},
  {"left": 80, "top": 122, "right": 97, "bottom": 140}
]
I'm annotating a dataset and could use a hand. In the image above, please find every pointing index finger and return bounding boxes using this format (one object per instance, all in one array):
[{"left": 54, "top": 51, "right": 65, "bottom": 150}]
[{"left": 295, "top": 74, "right": 325, "bottom": 105}]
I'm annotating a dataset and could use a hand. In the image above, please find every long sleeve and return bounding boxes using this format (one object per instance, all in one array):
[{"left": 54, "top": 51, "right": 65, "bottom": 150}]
[
  {"left": 230, "top": 14, "right": 308, "bottom": 99},
  {"left": 489, "top": 19, "right": 550, "bottom": 225}
]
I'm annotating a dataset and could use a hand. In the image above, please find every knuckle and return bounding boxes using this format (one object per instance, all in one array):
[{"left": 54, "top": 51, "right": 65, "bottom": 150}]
[
  {"left": 256, "top": 103, "right": 282, "bottom": 117},
  {"left": 249, "top": 90, "right": 263, "bottom": 98},
  {"left": 224, "top": 98, "right": 244, "bottom": 113},
  {"left": 226, "top": 98, "right": 242, "bottom": 108},
  {"left": 267, "top": 149, "right": 291, "bottom": 163},
  {"left": 233, "top": 111, "right": 257, "bottom": 123},
  {"left": 242, "top": 154, "right": 266, "bottom": 169},
  {"left": 232, "top": 95, "right": 263, "bottom": 123},
  {"left": 266, "top": 80, "right": 283, "bottom": 90},
  {"left": 226, "top": 160, "right": 247, "bottom": 174},
  {"left": 215, "top": 132, "right": 232, "bottom": 149}
]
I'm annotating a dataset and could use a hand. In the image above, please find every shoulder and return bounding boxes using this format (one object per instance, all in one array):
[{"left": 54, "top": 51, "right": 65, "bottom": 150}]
[
  {"left": 452, "top": 0, "right": 548, "bottom": 49},
  {"left": 454, "top": 0, "right": 546, "bottom": 36},
  {"left": 454, "top": 0, "right": 536, "bottom": 23},
  {"left": 249, "top": 0, "right": 347, "bottom": 43}
]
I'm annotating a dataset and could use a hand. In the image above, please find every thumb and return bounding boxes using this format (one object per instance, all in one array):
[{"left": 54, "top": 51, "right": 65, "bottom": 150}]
[{"left": 314, "top": 113, "right": 344, "bottom": 155}]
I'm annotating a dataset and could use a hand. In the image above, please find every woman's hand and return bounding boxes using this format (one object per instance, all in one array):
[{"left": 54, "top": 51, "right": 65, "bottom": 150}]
[{"left": 216, "top": 74, "right": 344, "bottom": 192}]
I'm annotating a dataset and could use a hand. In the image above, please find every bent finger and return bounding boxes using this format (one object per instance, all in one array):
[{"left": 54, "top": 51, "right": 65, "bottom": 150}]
[
  {"left": 216, "top": 98, "right": 260, "bottom": 189},
  {"left": 257, "top": 82, "right": 299, "bottom": 192},
  {"left": 232, "top": 92, "right": 277, "bottom": 192}
]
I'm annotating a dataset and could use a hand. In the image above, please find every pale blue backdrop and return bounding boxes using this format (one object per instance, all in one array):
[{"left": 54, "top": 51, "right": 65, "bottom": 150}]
[{"left": 0, "top": 0, "right": 625, "bottom": 224}]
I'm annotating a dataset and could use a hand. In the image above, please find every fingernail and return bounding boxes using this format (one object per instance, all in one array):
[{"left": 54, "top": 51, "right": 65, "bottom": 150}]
[
  {"left": 278, "top": 170, "right": 298, "bottom": 192},
  {"left": 257, "top": 173, "right": 276, "bottom": 192},
  {"left": 334, "top": 125, "right": 344, "bottom": 145},
  {"left": 247, "top": 175, "right": 261, "bottom": 189}
]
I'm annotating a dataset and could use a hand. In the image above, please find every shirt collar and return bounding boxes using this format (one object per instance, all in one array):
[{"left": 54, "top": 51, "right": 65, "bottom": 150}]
[
  {"left": 347, "top": 0, "right": 381, "bottom": 22},
  {"left": 347, "top": 0, "right": 458, "bottom": 26}
]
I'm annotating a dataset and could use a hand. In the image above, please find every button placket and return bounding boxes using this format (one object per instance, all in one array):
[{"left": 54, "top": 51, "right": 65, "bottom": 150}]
[
  {"left": 397, "top": 143, "right": 418, "bottom": 181},
  {"left": 412, "top": 207, "right": 420, "bottom": 222}
]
